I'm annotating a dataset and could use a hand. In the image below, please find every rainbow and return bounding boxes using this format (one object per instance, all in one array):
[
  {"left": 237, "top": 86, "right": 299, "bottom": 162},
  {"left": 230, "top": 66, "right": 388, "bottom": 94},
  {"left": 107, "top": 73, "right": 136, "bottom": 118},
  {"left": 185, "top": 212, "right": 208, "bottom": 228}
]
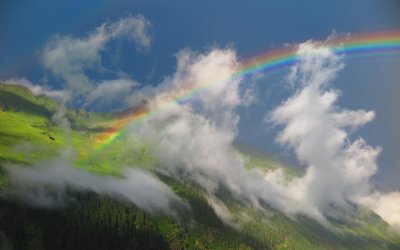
[{"left": 94, "top": 30, "right": 400, "bottom": 150}]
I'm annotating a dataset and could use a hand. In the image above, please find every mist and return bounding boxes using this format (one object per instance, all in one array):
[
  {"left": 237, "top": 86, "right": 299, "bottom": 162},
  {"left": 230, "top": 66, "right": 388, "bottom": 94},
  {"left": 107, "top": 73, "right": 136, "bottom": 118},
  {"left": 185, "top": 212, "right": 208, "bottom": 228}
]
[
  {"left": 3, "top": 155, "right": 184, "bottom": 215},
  {"left": 124, "top": 42, "right": 400, "bottom": 229}
]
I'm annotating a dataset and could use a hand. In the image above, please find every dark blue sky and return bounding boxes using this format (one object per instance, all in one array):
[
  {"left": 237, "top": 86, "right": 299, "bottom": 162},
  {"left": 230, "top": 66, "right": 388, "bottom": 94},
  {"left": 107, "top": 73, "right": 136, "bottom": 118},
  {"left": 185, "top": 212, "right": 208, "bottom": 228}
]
[
  {"left": 1, "top": 0, "right": 400, "bottom": 189},
  {"left": 1, "top": 0, "right": 399, "bottom": 81}
]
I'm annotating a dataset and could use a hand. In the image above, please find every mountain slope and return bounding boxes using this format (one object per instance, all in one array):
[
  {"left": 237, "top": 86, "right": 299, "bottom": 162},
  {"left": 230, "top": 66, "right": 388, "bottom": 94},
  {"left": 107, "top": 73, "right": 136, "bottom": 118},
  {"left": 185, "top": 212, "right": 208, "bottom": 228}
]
[{"left": 0, "top": 83, "right": 399, "bottom": 249}]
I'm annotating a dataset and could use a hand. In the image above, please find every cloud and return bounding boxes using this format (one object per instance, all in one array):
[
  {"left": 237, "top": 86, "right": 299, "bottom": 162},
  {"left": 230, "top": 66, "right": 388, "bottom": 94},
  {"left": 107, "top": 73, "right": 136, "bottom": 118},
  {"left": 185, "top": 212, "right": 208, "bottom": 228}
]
[
  {"left": 207, "top": 194, "right": 239, "bottom": 228},
  {"left": 268, "top": 42, "right": 381, "bottom": 222},
  {"left": 133, "top": 84, "right": 304, "bottom": 223},
  {"left": 129, "top": 48, "right": 308, "bottom": 223},
  {"left": 127, "top": 48, "right": 256, "bottom": 223},
  {"left": 132, "top": 48, "right": 250, "bottom": 132},
  {"left": 3, "top": 159, "right": 183, "bottom": 214},
  {"left": 108, "top": 15, "right": 151, "bottom": 49},
  {"left": 2, "top": 77, "right": 69, "bottom": 101},
  {"left": 85, "top": 78, "right": 138, "bottom": 109},
  {"left": 361, "top": 192, "right": 400, "bottom": 233},
  {"left": 129, "top": 43, "right": 398, "bottom": 227},
  {"left": 41, "top": 15, "right": 151, "bottom": 95},
  {"left": 124, "top": 84, "right": 155, "bottom": 107}
]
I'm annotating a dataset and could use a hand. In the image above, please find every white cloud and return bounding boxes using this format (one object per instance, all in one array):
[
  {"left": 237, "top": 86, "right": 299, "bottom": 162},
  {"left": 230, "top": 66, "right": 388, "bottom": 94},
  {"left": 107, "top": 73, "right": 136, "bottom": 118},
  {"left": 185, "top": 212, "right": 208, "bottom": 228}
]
[
  {"left": 85, "top": 78, "right": 138, "bottom": 109},
  {"left": 140, "top": 44, "right": 387, "bottom": 225},
  {"left": 170, "top": 49, "right": 243, "bottom": 132},
  {"left": 133, "top": 95, "right": 303, "bottom": 223},
  {"left": 108, "top": 15, "right": 151, "bottom": 49},
  {"left": 41, "top": 16, "right": 151, "bottom": 95},
  {"left": 128, "top": 48, "right": 311, "bottom": 223},
  {"left": 361, "top": 192, "right": 400, "bottom": 232},
  {"left": 124, "top": 84, "right": 155, "bottom": 107},
  {"left": 126, "top": 49, "right": 257, "bottom": 223},
  {"left": 4, "top": 160, "right": 183, "bottom": 214},
  {"left": 3, "top": 77, "right": 69, "bottom": 101},
  {"left": 268, "top": 42, "right": 381, "bottom": 222}
]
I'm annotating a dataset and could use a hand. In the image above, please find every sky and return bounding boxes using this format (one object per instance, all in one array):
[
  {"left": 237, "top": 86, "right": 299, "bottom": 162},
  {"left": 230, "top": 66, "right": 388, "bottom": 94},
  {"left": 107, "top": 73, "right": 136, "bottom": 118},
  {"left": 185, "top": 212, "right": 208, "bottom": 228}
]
[{"left": 1, "top": 0, "right": 400, "bottom": 193}]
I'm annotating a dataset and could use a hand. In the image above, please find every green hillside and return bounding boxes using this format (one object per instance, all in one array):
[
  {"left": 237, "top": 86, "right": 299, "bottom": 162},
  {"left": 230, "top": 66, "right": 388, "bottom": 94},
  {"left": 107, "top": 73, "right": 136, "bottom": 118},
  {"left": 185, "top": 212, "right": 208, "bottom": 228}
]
[{"left": 0, "top": 82, "right": 399, "bottom": 249}]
